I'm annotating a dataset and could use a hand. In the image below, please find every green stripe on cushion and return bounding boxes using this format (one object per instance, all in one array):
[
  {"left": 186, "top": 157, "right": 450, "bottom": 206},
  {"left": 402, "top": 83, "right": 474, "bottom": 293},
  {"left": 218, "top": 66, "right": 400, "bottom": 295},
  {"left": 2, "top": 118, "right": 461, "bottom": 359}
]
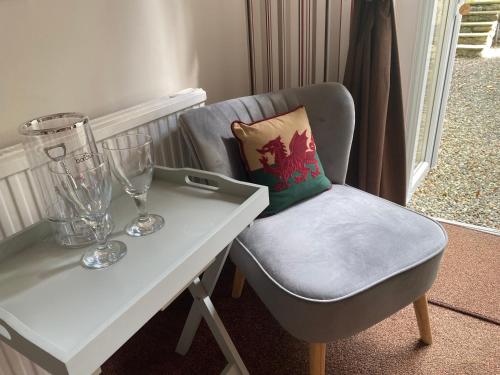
[{"left": 250, "top": 159, "right": 331, "bottom": 215}]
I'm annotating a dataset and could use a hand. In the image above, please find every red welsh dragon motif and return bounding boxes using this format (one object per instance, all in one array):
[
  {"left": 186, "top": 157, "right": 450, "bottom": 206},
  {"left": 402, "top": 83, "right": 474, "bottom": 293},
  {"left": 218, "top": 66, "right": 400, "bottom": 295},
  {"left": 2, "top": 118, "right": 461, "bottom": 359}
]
[{"left": 257, "top": 130, "right": 320, "bottom": 191}]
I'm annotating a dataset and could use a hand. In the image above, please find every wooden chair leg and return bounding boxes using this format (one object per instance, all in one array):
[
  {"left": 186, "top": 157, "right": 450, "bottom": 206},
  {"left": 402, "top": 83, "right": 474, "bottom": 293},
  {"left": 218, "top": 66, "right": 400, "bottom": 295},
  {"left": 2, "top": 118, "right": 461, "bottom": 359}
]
[
  {"left": 413, "top": 294, "right": 433, "bottom": 345},
  {"left": 231, "top": 267, "right": 245, "bottom": 298},
  {"left": 309, "top": 343, "right": 326, "bottom": 375}
]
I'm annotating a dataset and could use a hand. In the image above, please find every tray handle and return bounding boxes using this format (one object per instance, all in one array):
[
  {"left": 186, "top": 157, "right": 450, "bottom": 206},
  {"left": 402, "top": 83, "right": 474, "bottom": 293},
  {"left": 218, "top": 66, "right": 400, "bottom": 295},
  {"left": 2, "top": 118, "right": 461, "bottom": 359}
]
[
  {"left": 184, "top": 174, "right": 219, "bottom": 191},
  {"left": 0, "top": 313, "right": 68, "bottom": 374},
  {"left": 0, "top": 317, "right": 23, "bottom": 344},
  {"left": 154, "top": 167, "right": 264, "bottom": 197}
]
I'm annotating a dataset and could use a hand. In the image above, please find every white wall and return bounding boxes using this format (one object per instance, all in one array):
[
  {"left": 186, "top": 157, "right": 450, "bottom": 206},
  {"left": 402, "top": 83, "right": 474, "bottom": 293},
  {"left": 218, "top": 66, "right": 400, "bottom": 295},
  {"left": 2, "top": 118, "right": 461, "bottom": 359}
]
[{"left": 0, "top": 0, "right": 250, "bottom": 148}]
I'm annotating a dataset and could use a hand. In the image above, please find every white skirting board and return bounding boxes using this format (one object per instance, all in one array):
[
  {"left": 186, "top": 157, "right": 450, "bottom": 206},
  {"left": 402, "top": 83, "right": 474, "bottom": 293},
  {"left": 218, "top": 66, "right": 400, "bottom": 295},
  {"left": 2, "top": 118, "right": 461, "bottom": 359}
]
[{"left": 0, "top": 88, "right": 206, "bottom": 374}]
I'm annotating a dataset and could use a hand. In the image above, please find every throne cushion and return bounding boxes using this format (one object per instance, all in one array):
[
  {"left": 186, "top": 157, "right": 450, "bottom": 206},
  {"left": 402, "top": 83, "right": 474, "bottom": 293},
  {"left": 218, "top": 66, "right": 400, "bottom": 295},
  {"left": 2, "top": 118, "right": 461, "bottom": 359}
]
[{"left": 231, "top": 106, "right": 331, "bottom": 215}]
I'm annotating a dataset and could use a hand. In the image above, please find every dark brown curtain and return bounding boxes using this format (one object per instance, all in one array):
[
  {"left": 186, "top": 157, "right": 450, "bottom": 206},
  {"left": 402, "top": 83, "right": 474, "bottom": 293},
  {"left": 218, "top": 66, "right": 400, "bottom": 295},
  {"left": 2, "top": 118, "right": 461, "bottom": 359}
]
[{"left": 343, "top": 0, "right": 407, "bottom": 205}]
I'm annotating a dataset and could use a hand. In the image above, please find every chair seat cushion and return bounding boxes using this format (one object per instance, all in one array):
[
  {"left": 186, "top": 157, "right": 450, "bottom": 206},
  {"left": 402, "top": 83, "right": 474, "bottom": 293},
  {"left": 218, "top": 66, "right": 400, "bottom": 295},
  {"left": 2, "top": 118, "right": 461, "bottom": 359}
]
[{"left": 237, "top": 185, "right": 447, "bottom": 301}]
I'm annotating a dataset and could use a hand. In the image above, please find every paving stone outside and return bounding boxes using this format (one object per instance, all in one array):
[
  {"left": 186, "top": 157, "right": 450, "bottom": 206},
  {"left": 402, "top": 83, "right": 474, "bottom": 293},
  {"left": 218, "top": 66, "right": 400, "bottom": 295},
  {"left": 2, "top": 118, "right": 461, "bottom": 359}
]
[{"left": 408, "top": 54, "right": 499, "bottom": 230}]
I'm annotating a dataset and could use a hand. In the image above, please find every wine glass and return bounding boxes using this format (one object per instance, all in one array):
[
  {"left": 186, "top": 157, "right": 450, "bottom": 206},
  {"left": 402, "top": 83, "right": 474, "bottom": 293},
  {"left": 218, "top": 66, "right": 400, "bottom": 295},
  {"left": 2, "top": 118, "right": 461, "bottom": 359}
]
[
  {"left": 103, "top": 134, "right": 165, "bottom": 236},
  {"left": 50, "top": 153, "right": 127, "bottom": 269}
]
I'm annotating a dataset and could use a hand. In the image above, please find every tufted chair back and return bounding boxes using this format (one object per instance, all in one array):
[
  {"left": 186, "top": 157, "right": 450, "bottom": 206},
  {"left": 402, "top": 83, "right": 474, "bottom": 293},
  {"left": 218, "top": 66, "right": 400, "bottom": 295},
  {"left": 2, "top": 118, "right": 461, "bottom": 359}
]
[{"left": 179, "top": 82, "right": 355, "bottom": 184}]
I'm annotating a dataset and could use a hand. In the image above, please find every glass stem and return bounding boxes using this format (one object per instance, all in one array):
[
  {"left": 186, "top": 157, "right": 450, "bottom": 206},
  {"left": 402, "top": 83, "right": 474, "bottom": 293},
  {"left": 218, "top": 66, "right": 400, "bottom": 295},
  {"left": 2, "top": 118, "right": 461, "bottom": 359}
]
[
  {"left": 92, "top": 215, "right": 108, "bottom": 250},
  {"left": 133, "top": 193, "right": 149, "bottom": 222}
]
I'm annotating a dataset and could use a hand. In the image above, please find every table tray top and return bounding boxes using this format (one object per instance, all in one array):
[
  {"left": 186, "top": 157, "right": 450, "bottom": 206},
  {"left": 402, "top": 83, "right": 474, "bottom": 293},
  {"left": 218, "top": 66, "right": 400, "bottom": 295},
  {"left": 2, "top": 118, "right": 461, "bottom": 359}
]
[{"left": 0, "top": 167, "right": 268, "bottom": 374}]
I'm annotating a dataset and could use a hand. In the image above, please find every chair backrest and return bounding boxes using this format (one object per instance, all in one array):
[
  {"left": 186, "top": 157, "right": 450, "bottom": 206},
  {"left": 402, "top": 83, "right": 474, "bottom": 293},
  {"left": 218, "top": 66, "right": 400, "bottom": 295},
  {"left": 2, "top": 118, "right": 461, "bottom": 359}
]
[{"left": 179, "top": 82, "right": 355, "bottom": 184}]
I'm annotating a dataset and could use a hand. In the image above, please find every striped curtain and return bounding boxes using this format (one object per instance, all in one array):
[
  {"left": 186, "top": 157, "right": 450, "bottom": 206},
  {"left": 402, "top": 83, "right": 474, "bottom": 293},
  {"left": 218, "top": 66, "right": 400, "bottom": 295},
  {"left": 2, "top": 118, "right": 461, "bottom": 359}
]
[{"left": 246, "top": 0, "right": 352, "bottom": 94}]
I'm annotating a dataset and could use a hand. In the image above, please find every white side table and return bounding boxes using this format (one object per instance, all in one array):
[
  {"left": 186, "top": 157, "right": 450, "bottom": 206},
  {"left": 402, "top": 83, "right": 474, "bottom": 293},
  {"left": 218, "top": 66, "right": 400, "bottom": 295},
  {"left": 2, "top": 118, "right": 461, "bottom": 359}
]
[{"left": 0, "top": 167, "right": 268, "bottom": 375}]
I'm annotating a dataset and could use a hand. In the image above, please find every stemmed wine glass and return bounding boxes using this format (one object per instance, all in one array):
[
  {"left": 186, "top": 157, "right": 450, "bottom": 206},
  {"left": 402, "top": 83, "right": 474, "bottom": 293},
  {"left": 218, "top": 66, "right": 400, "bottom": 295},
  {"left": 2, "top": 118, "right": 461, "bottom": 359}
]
[
  {"left": 50, "top": 153, "right": 127, "bottom": 269},
  {"left": 103, "top": 134, "right": 165, "bottom": 236}
]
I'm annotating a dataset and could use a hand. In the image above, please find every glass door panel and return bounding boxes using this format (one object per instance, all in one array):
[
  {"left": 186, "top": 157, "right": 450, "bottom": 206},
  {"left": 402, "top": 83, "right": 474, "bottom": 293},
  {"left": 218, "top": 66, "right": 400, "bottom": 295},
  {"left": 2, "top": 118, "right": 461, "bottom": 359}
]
[
  {"left": 407, "top": 0, "right": 463, "bottom": 200},
  {"left": 414, "top": 0, "right": 452, "bottom": 165}
]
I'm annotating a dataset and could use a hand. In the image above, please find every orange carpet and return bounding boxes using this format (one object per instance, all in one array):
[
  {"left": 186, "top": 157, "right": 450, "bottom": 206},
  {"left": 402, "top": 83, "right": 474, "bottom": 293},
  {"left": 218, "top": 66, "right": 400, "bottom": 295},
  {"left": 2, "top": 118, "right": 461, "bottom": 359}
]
[
  {"left": 103, "top": 224, "right": 500, "bottom": 374},
  {"left": 429, "top": 223, "right": 499, "bottom": 324}
]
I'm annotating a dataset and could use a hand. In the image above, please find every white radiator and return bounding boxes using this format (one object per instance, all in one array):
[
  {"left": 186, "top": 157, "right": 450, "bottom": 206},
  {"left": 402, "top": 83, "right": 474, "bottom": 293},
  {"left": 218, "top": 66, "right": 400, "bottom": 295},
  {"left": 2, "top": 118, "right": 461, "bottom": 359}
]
[{"left": 0, "top": 88, "right": 206, "bottom": 375}]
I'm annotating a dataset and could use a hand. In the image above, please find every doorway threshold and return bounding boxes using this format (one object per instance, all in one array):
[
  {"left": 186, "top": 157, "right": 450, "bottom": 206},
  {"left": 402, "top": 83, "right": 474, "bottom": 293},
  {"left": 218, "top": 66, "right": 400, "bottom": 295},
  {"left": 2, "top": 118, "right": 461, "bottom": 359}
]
[{"left": 434, "top": 217, "right": 500, "bottom": 236}]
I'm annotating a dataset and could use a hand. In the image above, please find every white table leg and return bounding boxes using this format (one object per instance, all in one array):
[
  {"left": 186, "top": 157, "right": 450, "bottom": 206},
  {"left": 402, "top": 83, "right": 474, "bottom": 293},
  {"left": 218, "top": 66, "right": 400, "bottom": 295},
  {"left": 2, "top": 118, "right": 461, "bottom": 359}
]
[
  {"left": 221, "top": 363, "right": 240, "bottom": 375},
  {"left": 175, "top": 242, "right": 248, "bottom": 374},
  {"left": 188, "top": 278, "right": 248, "bottom": 375},
  {"left": 176, "top": 242, "right": 231, "bottom": 354}
]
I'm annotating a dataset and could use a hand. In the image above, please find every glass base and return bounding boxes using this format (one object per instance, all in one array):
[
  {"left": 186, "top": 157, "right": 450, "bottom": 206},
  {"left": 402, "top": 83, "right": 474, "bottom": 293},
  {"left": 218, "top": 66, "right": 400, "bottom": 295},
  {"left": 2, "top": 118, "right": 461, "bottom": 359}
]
[
  {"left": 81, "top": 240, "right": 127, "bottom": 269},
  {"left": 125, "top": 214, "right": 165, "bottom": 237}
]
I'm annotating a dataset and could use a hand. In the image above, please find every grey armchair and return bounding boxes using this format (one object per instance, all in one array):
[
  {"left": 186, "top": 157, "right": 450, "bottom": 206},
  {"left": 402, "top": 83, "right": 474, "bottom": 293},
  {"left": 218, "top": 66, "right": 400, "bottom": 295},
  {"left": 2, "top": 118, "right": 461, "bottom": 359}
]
[{"left": 179, "top": 83, "right": 447, "bottom": 375}]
